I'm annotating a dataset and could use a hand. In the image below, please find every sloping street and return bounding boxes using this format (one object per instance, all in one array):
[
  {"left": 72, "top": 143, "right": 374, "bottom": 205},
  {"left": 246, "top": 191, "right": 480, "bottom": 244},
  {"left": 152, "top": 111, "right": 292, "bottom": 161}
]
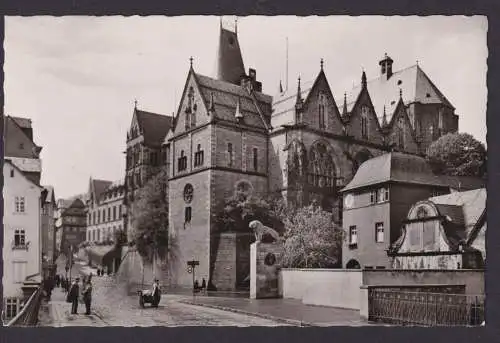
[{"left": 38, "top": 257, "right": 288, "bottom": 327}]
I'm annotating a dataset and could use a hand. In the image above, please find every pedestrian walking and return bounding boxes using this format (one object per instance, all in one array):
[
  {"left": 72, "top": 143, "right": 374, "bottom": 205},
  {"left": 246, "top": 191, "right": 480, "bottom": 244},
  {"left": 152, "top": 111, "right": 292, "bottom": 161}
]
[
  {"left": 82, "top": 279, "right": 93, "bottom": 315},
  {"left": 67, "top": 277, "right": 80, "bottom": 314},
  {"left": 201, "top": 278, "right": 207, "bottom": 295}
]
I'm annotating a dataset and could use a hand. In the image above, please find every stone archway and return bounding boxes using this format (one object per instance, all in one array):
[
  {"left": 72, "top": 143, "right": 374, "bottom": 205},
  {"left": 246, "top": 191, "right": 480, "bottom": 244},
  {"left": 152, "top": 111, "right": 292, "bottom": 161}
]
[{"left": 346, "top": 259, "right": 361, "bottom": 269}]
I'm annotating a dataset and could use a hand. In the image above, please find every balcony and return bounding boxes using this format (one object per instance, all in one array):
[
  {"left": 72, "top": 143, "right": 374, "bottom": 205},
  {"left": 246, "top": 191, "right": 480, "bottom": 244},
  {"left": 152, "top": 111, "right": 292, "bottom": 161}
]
[{"left": 12, "top": 241, "right": 30, "bottom": 251}]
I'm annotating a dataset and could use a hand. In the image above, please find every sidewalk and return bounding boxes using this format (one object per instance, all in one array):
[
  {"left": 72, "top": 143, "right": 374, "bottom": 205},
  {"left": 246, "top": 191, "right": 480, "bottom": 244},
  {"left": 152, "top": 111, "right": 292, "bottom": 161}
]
[
  {"left": 42, "top": 286, "right": 107, "bottom": 327},
  {"left": 179, "top": 295, "right": 371, "bottom": 326}
]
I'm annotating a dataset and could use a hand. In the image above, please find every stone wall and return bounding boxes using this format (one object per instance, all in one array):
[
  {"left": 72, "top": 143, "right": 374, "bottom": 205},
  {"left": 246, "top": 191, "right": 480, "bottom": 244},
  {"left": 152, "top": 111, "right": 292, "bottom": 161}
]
[
  {"left": 280, "top": 269, "right": 363, "bottom": 309},
  {"left": 280, "top": 268, "right": 484, "bottom": 310}
]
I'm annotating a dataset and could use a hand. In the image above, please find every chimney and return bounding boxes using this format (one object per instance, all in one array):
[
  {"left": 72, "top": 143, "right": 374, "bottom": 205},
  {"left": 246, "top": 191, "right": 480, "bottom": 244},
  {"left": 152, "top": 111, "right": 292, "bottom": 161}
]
[{"left": 379, "top": 53, "right": 394, "bottom": 80}]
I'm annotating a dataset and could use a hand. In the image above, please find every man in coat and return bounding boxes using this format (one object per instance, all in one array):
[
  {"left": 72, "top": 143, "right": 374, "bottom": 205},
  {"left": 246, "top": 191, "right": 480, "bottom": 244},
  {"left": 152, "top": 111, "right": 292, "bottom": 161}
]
[
  {"left": 68, "top": 278, "right": 80, "bottom": 314},
  {"left": 82, "top": 279, "right": 93, "bottom": 315}
]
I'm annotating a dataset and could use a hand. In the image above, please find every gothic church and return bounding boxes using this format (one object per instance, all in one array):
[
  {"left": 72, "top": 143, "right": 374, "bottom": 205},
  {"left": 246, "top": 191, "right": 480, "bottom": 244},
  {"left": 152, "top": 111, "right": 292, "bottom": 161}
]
[{"left": 124, "top": 22, "right": 458, "bottom": 290}]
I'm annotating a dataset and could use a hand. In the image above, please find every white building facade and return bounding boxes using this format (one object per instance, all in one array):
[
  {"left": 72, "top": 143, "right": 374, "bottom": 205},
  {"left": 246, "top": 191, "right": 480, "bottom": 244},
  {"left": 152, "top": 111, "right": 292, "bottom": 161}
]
[{"left": 2, "top": 160, "right": 43, "bottom": 320}]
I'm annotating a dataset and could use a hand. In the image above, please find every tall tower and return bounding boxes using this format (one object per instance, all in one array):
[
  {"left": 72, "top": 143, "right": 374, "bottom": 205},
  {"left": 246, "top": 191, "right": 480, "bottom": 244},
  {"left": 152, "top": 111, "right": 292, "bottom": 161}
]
[{"left": 216, "top": 23, "right": 246, "bottom": 85}]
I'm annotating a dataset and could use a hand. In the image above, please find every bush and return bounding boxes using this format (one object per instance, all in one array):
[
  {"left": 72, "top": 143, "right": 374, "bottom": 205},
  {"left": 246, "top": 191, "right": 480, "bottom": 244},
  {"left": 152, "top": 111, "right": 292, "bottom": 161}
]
[
  {"left": 426, "top": 132, "right": 486, "bottom": 177},
  {"left": 281, "top": 205, "right": 344, "bottom": 268}
]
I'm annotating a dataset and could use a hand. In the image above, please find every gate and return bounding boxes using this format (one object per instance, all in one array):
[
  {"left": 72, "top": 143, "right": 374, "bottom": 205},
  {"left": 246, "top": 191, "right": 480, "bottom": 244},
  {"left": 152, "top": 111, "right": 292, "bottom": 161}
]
[{"left": 369, "top": 289, "right": 484, "bottom": 326}]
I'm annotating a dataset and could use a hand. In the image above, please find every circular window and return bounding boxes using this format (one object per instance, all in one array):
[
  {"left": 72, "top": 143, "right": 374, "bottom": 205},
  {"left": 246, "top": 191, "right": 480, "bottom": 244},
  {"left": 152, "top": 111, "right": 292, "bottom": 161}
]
[
  {"left": 183, "top": 184, "right": 194, "bottom": 204},
  {"left": 234, "top": 181, "right": 253, "bottom": 201},
  {"left": 264, "top": 253, "right": 277, "bottom": 266}
]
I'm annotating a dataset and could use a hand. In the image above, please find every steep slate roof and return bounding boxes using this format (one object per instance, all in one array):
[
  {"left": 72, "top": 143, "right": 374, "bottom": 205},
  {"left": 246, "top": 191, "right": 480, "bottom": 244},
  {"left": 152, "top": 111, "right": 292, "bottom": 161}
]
[
  {"left": 429, "top": 188, "right": 486, "bottom": 240},
  {"left": 11, "top": 116, "right": 32, "bottom": 129},
  {"left": 4, "top": 116, "right": 41, "bottom": 159},
  {"left": 272, "top": 78, "right": 315, "bottom": 121},
  {"left": 194, "top": 73, "right": 273, "bottom": 129},
  {"left": 216, "top": 27, "right": 246, "bottom": 85},
  {"left": 92, "top": 179, "right": 112, "bottom": 201},
  {"left": 337, "top": 64, "right": 454, "bottom": 125},
  {"left": 135, "top": 109, "right": 173, "bottom": 146},
  {"left": 341, "top": 152, "right": 448, "bottom": 192}
]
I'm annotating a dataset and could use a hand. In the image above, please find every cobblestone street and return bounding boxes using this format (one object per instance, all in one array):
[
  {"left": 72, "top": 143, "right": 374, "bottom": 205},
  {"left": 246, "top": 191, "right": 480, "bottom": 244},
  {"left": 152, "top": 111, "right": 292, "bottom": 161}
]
[{"left": 39, "top": 258, "right": 288, "bottom": 327}]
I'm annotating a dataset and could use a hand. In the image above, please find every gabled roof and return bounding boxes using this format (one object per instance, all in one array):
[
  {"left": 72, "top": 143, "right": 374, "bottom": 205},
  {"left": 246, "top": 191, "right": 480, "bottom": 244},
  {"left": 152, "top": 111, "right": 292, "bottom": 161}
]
[
  {"left": 135, "top": 109, "right": 173, "bottom": 146},
  {"left": 194, "top": 72, "right": 272, "bottom": 129},
  {"left": 4, "top": 159, "right": 43, "bottom": 190},
  {"left": 342, "top": 152, "right": 448, "bottom": 192},
  {"left": 4, "top": 116, "right": 41, "bottom": 159},
  {"left": 338, "top": 64, "right": 454, "bottom": 125},
  {"left": 91, "top": 179, "right": 113, "bottom": 201},
  {"left": 429, "top": 188, "right": 486, "bottom": 240}
]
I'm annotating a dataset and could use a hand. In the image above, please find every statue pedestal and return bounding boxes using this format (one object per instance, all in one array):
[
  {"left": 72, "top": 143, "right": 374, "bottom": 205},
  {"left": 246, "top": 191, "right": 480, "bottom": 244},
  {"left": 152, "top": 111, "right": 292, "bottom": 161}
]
[{"left": 250, "top": 241, "right": 284, "bottom": 299}]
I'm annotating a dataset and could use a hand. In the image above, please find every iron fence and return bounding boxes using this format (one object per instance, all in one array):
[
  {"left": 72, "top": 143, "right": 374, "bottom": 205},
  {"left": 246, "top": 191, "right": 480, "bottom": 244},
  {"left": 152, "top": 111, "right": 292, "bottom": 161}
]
[
  {"left": 369, "top": 289, "right": 485, "bottom": 326},
  {"left": 5, "top": 286, "right": 43, "bottom": 327}
]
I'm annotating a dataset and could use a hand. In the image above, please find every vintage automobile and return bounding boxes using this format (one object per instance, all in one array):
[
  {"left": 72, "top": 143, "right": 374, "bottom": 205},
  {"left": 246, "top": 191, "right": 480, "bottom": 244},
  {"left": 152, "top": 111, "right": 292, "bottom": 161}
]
[{"left": 137, "top": 288, "right": 161, "bottom": 308}]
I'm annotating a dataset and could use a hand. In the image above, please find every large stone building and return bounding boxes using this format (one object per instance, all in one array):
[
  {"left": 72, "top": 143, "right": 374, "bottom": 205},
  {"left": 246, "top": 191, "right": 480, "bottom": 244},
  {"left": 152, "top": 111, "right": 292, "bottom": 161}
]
[
  {"left": 55, "top": 197, "right": 87, "bottom": 255},
  {"left": 124, "top": 105, "right": 172, "bottom": 240},
  {"left": 125, "top": 23, "right": 461, "bottom": 290},
  {"left": 86, "top": 178, "right": 125, "bottom": 243},
  {"left": 41, "top": 186, "right": 57, "bottom": 264}
]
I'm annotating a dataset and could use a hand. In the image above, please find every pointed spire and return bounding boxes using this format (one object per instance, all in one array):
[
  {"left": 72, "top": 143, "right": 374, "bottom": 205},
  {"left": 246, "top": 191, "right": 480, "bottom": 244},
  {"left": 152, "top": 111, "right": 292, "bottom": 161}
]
[
  {"left": 235, "top": 17, "right": 238, "bottom": 35},
  {"left": 342, "top": 92, "right": 348, "bottom": 117},
  {"left": 134, "top": 98, "right": 138, "bottom": 109},
  {"left": 189, "top": 56, "right": 194, "bottom": 69},
  {"left": 296, "top": 75, "right": 303, "bottom": 104},
  {"left": 382, "top": 105, "right": 388, "bottom": 127},
  {"left": 216, "top": 21, "right": 246, "bottom": 85},
  {"left": 279, "top": 80, "right": 284, "bottom": 93},
  {"left": 399, "top": 88, "right": 403, "bottom": 99},
  {"left": 361, "top": 70, "right": 367, "bottom": 88},
  {"left": 235, "top": 97, "right": 243, "bottom": 121},
  {"left": 320, "top": 58, "right": 324, "bottom": 71}
]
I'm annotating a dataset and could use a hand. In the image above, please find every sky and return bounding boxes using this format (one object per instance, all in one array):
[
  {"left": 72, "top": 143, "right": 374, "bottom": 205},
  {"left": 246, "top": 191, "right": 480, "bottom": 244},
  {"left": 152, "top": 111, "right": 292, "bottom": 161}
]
[{"left": 4, "top": 16, "right": 488, "bottom": 199}]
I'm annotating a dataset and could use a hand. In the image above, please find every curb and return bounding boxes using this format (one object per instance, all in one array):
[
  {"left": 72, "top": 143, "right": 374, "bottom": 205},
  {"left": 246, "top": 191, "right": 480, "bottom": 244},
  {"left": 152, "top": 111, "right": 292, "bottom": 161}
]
[{"left": 179, "top": 300, "right": 316, "bottom": 327}]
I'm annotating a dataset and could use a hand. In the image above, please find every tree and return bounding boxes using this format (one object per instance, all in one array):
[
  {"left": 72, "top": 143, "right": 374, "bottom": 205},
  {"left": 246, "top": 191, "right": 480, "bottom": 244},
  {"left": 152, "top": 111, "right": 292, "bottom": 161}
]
[
  {"left": 281, "top": 205, "right": 344, "bottom": 268},
  {"left": 214, "top": 194, "right": 284, "bottom": 237},
  {"left": 130, "top": 170, "right": 169, "bottom": 267},
  {"left": 426, "top": 132, "right": 486, "bottom": 177}
]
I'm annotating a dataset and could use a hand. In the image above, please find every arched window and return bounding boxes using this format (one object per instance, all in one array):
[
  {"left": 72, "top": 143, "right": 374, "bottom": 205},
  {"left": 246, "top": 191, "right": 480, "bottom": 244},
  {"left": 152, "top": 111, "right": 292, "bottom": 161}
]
[
  {"left": 308, "top": 142, "right": 336, "bottom": 188},
  {"left": 398, "top": 117, "right": 405, "bottom": 149},
  {"left": 416, "top": 207, "right": 428, "bottom": 219},
  {"left": 318, "top": 92, "right": 326, "bottom": 129},
  {"left": 361, "top": 106, "right": 369, "bottom": 139}
]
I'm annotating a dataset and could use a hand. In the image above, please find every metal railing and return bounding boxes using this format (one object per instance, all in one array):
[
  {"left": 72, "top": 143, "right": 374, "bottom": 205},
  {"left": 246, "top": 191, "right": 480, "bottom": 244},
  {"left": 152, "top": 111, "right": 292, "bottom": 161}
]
[
  {"left": 369, "top": 289, "right": 485, "bottom": 326},
  {"left": 5, "top": 286, "right": 43, "bottom": 327}
]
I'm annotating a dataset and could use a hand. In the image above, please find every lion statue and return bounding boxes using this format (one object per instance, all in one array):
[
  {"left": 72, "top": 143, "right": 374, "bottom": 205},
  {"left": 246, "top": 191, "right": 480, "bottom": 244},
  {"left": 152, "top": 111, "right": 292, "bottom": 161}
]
[{"left": 249, "top": 220, "right": 281, "bottom": 243}]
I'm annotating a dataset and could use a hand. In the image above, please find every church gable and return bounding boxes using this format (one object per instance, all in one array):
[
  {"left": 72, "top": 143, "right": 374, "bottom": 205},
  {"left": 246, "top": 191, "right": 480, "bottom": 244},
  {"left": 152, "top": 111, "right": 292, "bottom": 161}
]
[
  {"left": 302, "top": 71, "right": 343, "bottom": 135},
  {"left": 127, "top": 109, "right": 142, "bottom": 143},
  {"left": 346, "top": 88, "right": 384, "bottom": 145},
  {"left": 171, "top": 70, "right": 210, "bottom": 136},
  {"left": 387, "top": 100, "right": 419, "bottom": 154}
]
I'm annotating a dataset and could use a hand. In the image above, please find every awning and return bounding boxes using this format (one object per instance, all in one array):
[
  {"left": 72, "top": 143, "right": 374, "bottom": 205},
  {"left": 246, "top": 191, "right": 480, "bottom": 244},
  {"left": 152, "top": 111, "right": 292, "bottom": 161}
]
[{"left": 85, "top": 245, "right": 117, "bottom": 267}]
